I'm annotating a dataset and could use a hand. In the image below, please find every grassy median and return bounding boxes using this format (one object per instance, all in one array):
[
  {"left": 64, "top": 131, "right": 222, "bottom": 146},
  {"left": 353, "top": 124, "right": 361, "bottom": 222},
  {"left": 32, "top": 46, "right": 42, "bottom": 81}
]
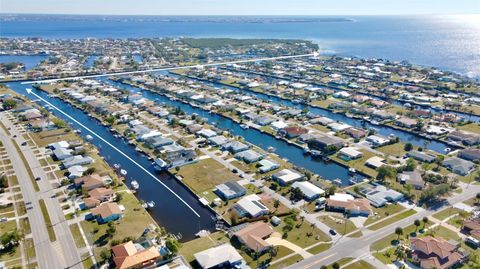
[{"left": 39, "top": 199, "right": 56, "bottom": 242}]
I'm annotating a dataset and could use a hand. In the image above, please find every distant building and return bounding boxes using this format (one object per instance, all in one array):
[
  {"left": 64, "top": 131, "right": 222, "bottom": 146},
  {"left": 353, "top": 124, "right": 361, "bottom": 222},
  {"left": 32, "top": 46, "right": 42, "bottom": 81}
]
[{"left": 458, "top": 148, "right": 480, "bottom": 162}]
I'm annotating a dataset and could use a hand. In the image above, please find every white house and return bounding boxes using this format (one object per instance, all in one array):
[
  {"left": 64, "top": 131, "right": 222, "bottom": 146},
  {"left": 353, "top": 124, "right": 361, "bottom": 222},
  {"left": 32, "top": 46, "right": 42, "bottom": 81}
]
[{"left": 291, "top": 181, "right": 325, "bottom": 201}]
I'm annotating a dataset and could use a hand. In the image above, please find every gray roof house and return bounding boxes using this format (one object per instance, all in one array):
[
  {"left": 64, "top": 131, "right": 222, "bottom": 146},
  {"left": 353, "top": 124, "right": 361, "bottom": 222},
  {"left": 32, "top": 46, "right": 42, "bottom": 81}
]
[
  {"left": 215, "top": 181, "right": 247, "bottom": 200},
  {"left": 398, "top": 170, "right": 425, "bottom": 189},
  {"left": 442, "top": 157, "right": 475, "bottom": 176},
  {"left": 222, "top": 141, "right": 249, "bottom": 154},
  {"left": 235, "top": 150, "right": 264, "bottom": 164},
  {"left": 145, "top": 136, "right": 174, "bottom": 149},
  {"left": 254, "top": 116, "right": 275, "bottom": 126},
  {"left": 63, "top": 155, "right": 93, "bottom": 169},
  {"left": 364, "top": 185, "right": 404, "bottom": 207},
  {"left": 407, "top": 151, "right": 437, "bottom": 163},
  {"left": 458, "top": 148, "right": 480, "bottom": 162},
  {"left": 208, "top": 135, "right": 230, "bottom": 146}
]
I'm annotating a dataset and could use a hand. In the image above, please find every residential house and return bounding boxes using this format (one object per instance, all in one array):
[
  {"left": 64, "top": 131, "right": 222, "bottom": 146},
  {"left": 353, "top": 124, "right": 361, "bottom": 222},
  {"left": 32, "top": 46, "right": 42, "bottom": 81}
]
[
  {"left": 344, "top": 128, "right": 367, "bottom": 139},
  {"left": 234, "top": 194, "right": 270, "bottom": 218},
  {"left": 53, "top": 148, "right": 73, "bottom": 160},
  {"left": 338, "top": 147, "right": 363, "bottom": 161},
  {"left": 222, "top": 141, "right": 249, "bottom": 154},
  {"left": 258, "top": 159, "right": 280, "bottom": 173},
  {"left": 62, "top": 155, "right": 93, "bottom": 169},
  {"left": 410, "top": 236, "right": 465, "bottom": 269},
  {"left": 67, "top": 165, "right": 87, "bottom": 179},
  {"left": 74, "top": 174, "right": 104, "bottom": 190},
  {"left": 442, "top": 157, "right": 475, "bottom": 176},
  {"left": 326, "top": 193, "right": 373, "bottom": 216},
  {"left": 235, "top": 149, "right": 263, "bottom": 163},
  {"left": 144, "top": 136, "right": 174, "bottom": 149},
  {"left": 233, "top": 222, "right": 274, "bottom": 252},
  {"left": 366, "top": 135, "right": 390, "bottom": 147},
  {"left": 407, "top": 151, "right": 437, "bottom": 163},
  {"left": 447, "top": 131, "right": 480, "bottom": 146},
  {"left": 90, "top": 202, "right": 123, "bottom": 223},
  {"left": 291, "top": 181, "right": 325, "bottom": 201},
  {"left": 208, "top": 135, "right": 230, "bottom": 147},
  {"left": 194, "top": 244, "right": 243, "bottom": 269},
  {"left": 307, "top": 135, "right": 344, "bottom": 151},
  {"left": 272, "top": 169, "right": 304, "bottom": 185},
  {"left": 279, "top": 126, "right": 308, "bottom": 139},
  {"left": 112, "top": 241, "right": 161, "bottom": 269},
  {"left": 363, "top": 185, "right": 404, "bottom": 207},
  {"left": 215, "top": 181, "right": 247, "bottom": 200},
  {"left": 88, "top": 187, "right": 115, "bottom": 202},
  {"left": 458, "top": 148, "right": 480, "bottom": 162},
  {"left": 462, "top": 219, "right": 480, "bottom": 240},
  {"left": 398, "top": 170, "right": 425, "bottom": 190}
]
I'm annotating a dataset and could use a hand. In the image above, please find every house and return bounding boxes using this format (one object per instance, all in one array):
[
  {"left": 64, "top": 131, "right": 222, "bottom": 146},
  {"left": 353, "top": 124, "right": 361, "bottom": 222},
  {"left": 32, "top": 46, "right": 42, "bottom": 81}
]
[
  {"left": 194, "top": 244, "right": 243, "bottom": 269},
  {"left": 364, "top": 185, "right": 404, "bottom": 207},
  {"left": 254, "top": 116, "right": 275, "bottom": 126},
  {"left": 270, "top": 121, "right": 288, "bottom": 130},
  {"left": 407, "top": 151, "right": 437, "bottom": 163},
  {"left": 365, "top": 156, "right": 386, "bottom": 169},
  {"left": 279, "top": 126, "right": 308, "bottom": 139},
  {"left": 88, "top": 188, "right": 114, "bottom": 202},
  {"left": 258, "top": 159, "right": 280, "bottom": 173},
  {"left": 462, "top": 219, "right": 480, "bottom": 240},
  {"left": 344, "top": 128, "right": 367, "bottom": 139},
  {"left": 74, "top": 174, "right": 104, "bottom": 190},
  {"left": 215, "top": 181, "right": 247, "bottom": 200},
  {"left": 82, "top": 197, "right": 100, "bottom": 209},
  {"left": 208, "top": 135, "right": 229, "bottom": 146},
  {"left": 48, "top": 141, "right": 70, "bottom": 150},
  {"left": 162, "top": 144, "right": 197, "bottom": 167},
  {"left": 67, "top": 165, "right": 87, "bottom": 179},
  {"left": 144, "top": 136, "right": 174, "bottom": 149},
  {"left": 366, "top": 135, "right": 390, "bottom": 147},
  {"left": 233, "top": 222, "right": 273, "bottom": 252},
  {"left": 307, "top": 135, "right": 344, "bottom": 151},
  {"left": 442, "top": 157, "right": 475, "bottom": 176},
  {"left": 52, "top": 148, "right": 73, "bottom": 160},
  {"left": 398, "top": 170, "right": 425, "bottom": 189},
  {"left": 338, "top": 147, "right": 362, "bottom": 161},
  {"left": 326, "top": 193, "right": 373, "bottom": 216},
  {"left": 196, "top": 129, "right": 217, "bottom": 138},
  {"left": 410, "top": 236, "right": 465, "bottom": 269},
  {"left": 222, "top": 141, "right": 249, "bottom": 153},
  {"left": 447, "top": 131, "right": 480, "bottom": 146},
  {"left": 234, "top": 194, "right": 270, "bottom": 218},
  {"left": 291, "top": 181, "right": 325, "bottom": 201},
  {"left": 112, "top": 241, "right": 161, "bottom": 269},
  {"left": 235, "top": 149, "right": 263, "bottom": 163},
  {"left": 395, "top": 117, "right": 417, "bottom": 128},
  {"left": 90, "top": 202, "right": 123, "bottom": 223},
  {"left": 458, "top": 148, "right": 480, "bottom": 162},
  {"left": 62, "top": 155, "right": 93, "bottom": 169},
  {"left": 272, "top": 169, "right": 304, "bottom": 185}
]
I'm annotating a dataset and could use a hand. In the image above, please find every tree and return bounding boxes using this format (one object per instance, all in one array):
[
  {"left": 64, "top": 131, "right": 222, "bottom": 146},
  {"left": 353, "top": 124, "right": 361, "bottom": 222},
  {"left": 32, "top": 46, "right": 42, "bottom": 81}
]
[
  {"left": 99, "top": 249, "right": 111, "bottom": 261},
  {"left": 405, "top": 158, "right": 416, "bottom": 171},
  {"left": 165, "top": 237, "right": 181, "bottom": 254},
  {"left": 404, "top": 143, "right": 413, "bottom": 152},
  {"left": 273, "top": 199, "right": 280, "bottom": 212},
  {"left": 422, "top": 217, "right": 429, "bottom": 230},
  {"left": 268, "top": 246, "right": 279, "bottom": 260},
  {"left": 414, "top": 219, "right": 421, "bottom": 232},
  {"left": 395, "top": 227, "right": 403, "bottom": 241},
  {"left": 377, "top": 165, "right": 396, "bottom": 181},
  {"left": 476, "top": 193, "right": 480, "bottom": 205},
  {"left": 105, "top": 116, "right": 116, "bottom": 125},
  {"left": 332, "top": 262, "right": 340, "bottom": 269},
  {"left": 52, "top": 118, "right": 67, "bottom": 128},
  {"left": 2, "top": 99, "right": 17, "bottom": 110},
  {"left": 290, "top": 187, "right": 304, "bottom": 201},
  {"left": 106, "top": 222, "right": 116, "bottom": 237}
]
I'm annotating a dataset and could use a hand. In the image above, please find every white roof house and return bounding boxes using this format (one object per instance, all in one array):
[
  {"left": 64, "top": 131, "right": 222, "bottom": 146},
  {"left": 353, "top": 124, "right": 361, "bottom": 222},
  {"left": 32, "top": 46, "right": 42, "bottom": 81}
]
[
  {"left": 196, "top": 129, "right": 217, "bottom": 138},
  {"left": 291, "top": 181, "right": 325, "bottom": 200},
  {"left": 53, "top": 148, "right": 73, "bottom": 160},
  {"left": 67, "top": 165, "right": 87, "bottom": 179},
  {"left": 329, "top": 193, "right": 355, "bottom": 202},
  {"left": 338, "top": 147, "right": 363, "bottom": 160},
  {"left": 272, "top": 169, "right": 304, "bottom": 185},
  {"left": 270, "top": 121, "right": 288, "bottom": 130},
  {"left": 235, "top": 194, "right": 269, "bottom": 218},
  {"left": 49, "top": 141, "right": 70, "bottom": 150},
  {"left": 194, "top": 244, "right": 243, "bottom": 269}
]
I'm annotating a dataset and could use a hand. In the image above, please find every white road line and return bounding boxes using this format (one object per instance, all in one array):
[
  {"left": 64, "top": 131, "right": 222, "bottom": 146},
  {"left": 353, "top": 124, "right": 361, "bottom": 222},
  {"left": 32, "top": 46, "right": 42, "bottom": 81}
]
[
  {"left": 21, "top": 52, "right": 318, "bottom": 84},
  {"left": 26, "top": 88, "right": 201, "bottom": 218}
]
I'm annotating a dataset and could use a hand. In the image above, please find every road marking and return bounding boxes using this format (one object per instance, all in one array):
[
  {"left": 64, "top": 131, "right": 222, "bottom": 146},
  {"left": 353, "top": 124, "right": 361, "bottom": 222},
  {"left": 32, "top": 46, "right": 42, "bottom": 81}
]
[
  {"left": 26, "top": 88, "right": 201, "bottom": 217},
  {"left": 21, "top": 52, "right": 319, "bottom": 84},
  {"left": 301, "top": 253, "right": 336, "bottom": 269}
]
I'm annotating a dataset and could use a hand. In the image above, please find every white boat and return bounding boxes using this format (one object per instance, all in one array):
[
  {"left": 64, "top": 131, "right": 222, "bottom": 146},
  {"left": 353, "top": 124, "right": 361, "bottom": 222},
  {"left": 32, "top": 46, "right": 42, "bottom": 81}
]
[
  {"left": 131, "top": 180, "right": 139, "bottom": 190},
  {"left": 240, "top": 124, "right": 249, "bottom": 129},
  {"left": 444, "top": 147, "right": 451, "bottom": 153},
  {"left": 348, "top": 168, "right": 356, "bottom": 174},
  {"left": 120, "top": 169, "right": 127, "bottom": 176},
  {"left": 85, "top": 134, "right": 93, "bottom": 141},
  {"left": 147, "top": 201, "right": 155, "bottom": 208},
  {"left": 267, "top": 146, "right": 276, "bottom": 152},
  {"left": 370, "top": 120, "right": 380, "bottom": 125},
  {"left": 113, "top": 163, "right": 120, "bottom": 169},
  {"left": 333, "top": 179, "right": 342, "bottom": 186},
  {"left": 153, "top": 158, "right": 168, "bottom": 171}
]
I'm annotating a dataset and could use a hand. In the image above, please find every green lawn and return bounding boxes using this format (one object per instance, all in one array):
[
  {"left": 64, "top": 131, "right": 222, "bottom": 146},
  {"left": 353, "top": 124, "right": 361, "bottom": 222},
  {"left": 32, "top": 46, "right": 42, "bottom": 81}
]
[
  {"left": 0, "top": 220, "right": 16, "bottom": 234},
  {"left": 269, "top": 254, "right": 303, "bottom": 269},
  {"left": 370, "top": 223, "right": 431, "bottom": 252},
  {"left": 364, "top": 204, "right": 405, "bottom": 226},
  {"left": 433, "top": 207, "right": 465, "bottom": 221},
  {"left": 174, "top": 158, "right": 240, "bottom": 194},
  {"left": 425, "top": 225, "right": 461, "bottom": 241},
  {"left": 332, "top": 150, "right": 378, "bottom": 178},
  {"left": 307, "top": 243, "right": 332, "bottom": 254},
  {"left": 367, "top": 209, "right": 416, "bottom": 230},
  {"left": 376, "top": 143, "right": 407, "bottom": 158},
  {"left": 69, "top": 223, "right": 86, "bottom": 248},
  {"left": 318, "top": 215, "right": 358, "bottom": 235},
  {"left": 179, "top": 232, "right": 229, "bottom": 263},
  {"left": 39, "top": 199, "right": 56, "bottom": 242},
  {"left": 273, "top": 217, "right": 330, "bottom": 248},
  {"left": 343, "top": 260, "right": 377, "bottom": 269}
]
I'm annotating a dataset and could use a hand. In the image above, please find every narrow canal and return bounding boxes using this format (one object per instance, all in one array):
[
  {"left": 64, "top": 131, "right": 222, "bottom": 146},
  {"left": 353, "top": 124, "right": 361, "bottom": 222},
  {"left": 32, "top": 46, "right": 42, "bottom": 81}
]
[
  {"left": 166, "top": 72, "right": 454, "bottom": 154},
  {"left": 101, "top": 77, "right": 361, "bottom": 185},
  {"left": 5, "top": 81, "right": 217, "bottom": 241}
]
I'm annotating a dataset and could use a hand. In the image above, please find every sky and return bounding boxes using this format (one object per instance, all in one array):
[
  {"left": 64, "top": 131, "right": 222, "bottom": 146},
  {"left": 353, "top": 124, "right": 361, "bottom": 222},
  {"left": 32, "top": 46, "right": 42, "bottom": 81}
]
[{"left": 1, "top": 0, "right": 479, "bottom": 15}]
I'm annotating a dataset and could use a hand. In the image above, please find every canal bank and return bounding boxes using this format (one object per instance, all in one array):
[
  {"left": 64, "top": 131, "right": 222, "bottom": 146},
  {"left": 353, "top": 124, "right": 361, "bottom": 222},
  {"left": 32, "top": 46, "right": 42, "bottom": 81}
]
[{"left": 5, "top": 81, "right": 217, "bottom": 241}]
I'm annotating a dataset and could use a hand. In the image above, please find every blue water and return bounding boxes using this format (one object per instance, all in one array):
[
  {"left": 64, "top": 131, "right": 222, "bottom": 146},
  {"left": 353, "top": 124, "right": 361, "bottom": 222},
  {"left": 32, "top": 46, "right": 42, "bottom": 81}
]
[
  {"left": 5, "top": 81, "right": 217, "bottom": 240},
  {"left": 0, "top": 55, "right": 48, "bottom": 70},
  {"left": 83, "top": 55, "right": 97, "bottom": 68},
  {"left": 1, "top": 14, "right": 479, "bottom": 78}
]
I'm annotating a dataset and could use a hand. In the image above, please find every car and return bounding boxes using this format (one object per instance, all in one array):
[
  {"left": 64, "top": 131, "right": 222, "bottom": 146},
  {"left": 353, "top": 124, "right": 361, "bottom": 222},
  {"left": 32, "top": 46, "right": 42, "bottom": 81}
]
[
  {"left": 329, "top": 229, "right": 337, "bottom": 235},
  {"left": 0, "top": 217, "right": 7, "bottom": 222},
  {"left": 35, "top": 177, "right": 41, "bottom": 181},
  {"left": 21, "top": 141, "right": 27, "bottom": 146}
]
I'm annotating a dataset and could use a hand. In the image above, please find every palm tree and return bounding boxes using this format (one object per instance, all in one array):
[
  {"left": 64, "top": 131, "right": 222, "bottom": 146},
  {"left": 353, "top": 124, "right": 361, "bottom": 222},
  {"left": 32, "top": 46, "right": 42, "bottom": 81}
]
[
  {"left": 395, "top": 227, "right": 404, "bottom": 241},
  {"left": 414, "top": 219, "right": 421, "bottom": 232},
  {"left": 422, "top": 217, "right": 429, "bottom": 230}
]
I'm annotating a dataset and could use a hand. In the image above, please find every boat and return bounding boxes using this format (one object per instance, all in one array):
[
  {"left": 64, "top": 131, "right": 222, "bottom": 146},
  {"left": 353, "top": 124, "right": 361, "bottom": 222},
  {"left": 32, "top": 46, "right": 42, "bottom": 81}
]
[
  {"left": 153, "top": 158, "right": 168, "bottom": 171},
  {"left": 240, "top": 124, "right": 249, "bottom": 129},
  {"left": 333, "top": 179, "right": 342, "bottom": 186},
  {"left": 348, "top": 168, "right": 356, "bottom": 174},
  {"left": 113, "top": 163, "right": 120, "bottom": 169},
  {"left": 267, "top": 146, "right": 276, "bottom": 153},
  {"left": 85, "top": 134, "right": 93, "bottom": 141},
  {"left": 147, "top": 201, "right": 155, "bottom": 208},
  {"left": 120, "top": 169, "right": 127, "bottom": 176},
  {"left": 444, "top": 147, "right": 451, "bottom": 153},
  {"left": 370, "top": 120, "right": 380, "bottom": 125},
  {"left": 131, "top": 180, "right": 139, "bottom": 190}
]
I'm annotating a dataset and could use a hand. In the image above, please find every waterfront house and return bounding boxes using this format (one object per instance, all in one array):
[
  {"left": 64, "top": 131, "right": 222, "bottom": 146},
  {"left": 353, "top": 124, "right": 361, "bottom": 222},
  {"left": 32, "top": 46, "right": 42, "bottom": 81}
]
[
  {"left": 90, "top": 202, "right": 123, "bottom": 223},
  {"left": 222, "top": 141, "right": 249, "bottom": 154},
  {"left": 196, "top": 128, "right": 217, "bottom": 138},
  {"left": 28, "top": 118, "right": 55, "bottom": 131},
  {"left": 458, "top": 148, "right": 480, "bottom": 162},
  {"left": 398, "top": 170, "right": 425, "bottom": 190},
  {"left": 52, "top": 147, "right": 73, "bottom": 160},
  {"left": 112, "top": 241, "right": 161, "bottom": 269},
  {"left": 291, "top": 181, "right": 325, "bottom": 201},
  {"left": 74, "top": 174, "right": 105, "bottom": 190},
  {"left": 62, "top": 155, "right": 93, "bottom": 169},
  {"left": 447, "top": 131, "right": 480, "bottom": 146},
  {"left": 254, "top": 115, "right": 275, "bottom": 126},
  {"left": 326, "top": 193, "right": 373, "bottom": 216},
  {"left": 344, "top": 127, "right": 367, "bottom": 139},
  {"left": 194, "top": 244, "right": 244, "bottom": 269},
  {"left": 395, "top": 117, "right": 417, "bottom": 128},
  {"left": 410, "top": 236, "right": 465, "bottom": 269},
  {"left": 82, "top": 197, "right": 100, "bottom": 209},
  {"left": 270, "top": 120, "right": 288, "bottom": 130},
  {"left": 215, "top": 181, "right": 247, "bottom": 201},
  {"left": 307, "top": 135, "right": 344, "bottom": 151},
  {"left": 366, "top": 135, "right": 390, "bottom": 147},
  {"left": 88, "top": 187, "right": 115, "bottom": 202},
  {"left": 258, "top": 159, "right": 280, "bottom": 173},
  {"left": 235, "top": 149, "right": 264, "bottom": 163},
  {"left": 272, "top": 169, "right": 304, "bottom": 185},
  {"left": 162, "top": 144, "right": 197, "bottom": 167},
  {"left": 67, "top": 165, "right": 87, "bottom": 179},
  {"left": 462, "top": 219, "right": 480, "bottom": 240},
  {"left": 48, "top": 140, "right": 70, "bottom": 150},
  {"left": 407, "top": 151, "right": 437, "bottom": 163},
  {"left": 186, "top": 123, "right": 203, "bottom": 134},
  {"left": 233, "top": 222, "right": 274, "bottom": 253},
  {"left": 234, "top": 194, "right": 270, "bottom": 218},
  {"left": 144, "top": 136, "right": 174, "bottom": 149},
  {"left": 208, "top": 135, "right": 230, "bottom": 146},
  {"left": 442, "top": 157, "right": 475, "bottom": 176},
  {"left": 338, "top": 147, "right": 363, "bottom": 161},
  {"left": 279, "top": 126, "right": 308, "bottom": 139},
  {"left": 363, "top": 185, "right": 404, "bottom": 207}
]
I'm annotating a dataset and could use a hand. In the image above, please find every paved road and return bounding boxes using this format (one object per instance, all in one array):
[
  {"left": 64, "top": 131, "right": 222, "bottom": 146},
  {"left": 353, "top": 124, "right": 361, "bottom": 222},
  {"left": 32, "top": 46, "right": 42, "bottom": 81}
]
[
  {"left": 1, "top": 112, "right": 83, "bottom": 269},
  {"left": 286, "top": 182, "right": 480, "bottom": 269}
]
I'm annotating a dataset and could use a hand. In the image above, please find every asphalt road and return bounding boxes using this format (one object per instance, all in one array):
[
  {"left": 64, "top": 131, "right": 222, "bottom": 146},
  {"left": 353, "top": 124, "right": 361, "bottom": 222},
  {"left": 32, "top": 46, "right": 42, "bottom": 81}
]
[
  {"left": 1, "top": 112, "right": 83, "bottom": 269},
  {"left": 286, "top": 183, "right": 480, "bottom": 269}
]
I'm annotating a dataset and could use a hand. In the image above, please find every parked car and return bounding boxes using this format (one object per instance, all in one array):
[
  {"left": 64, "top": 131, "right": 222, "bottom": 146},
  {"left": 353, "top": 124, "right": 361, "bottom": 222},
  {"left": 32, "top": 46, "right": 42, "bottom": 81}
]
[{"left": 329, "top": 229, "right": 337, "bottom": 235}]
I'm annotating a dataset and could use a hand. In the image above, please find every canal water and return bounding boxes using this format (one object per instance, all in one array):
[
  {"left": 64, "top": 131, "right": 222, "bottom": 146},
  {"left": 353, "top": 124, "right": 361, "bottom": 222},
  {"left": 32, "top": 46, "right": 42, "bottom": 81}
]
[
  {"left": 0, "top": 55, "right": 48, "bottom": 70},
  {"left": 5, "top": 81, "right": 217, "bottom": 241},
  {"left": 100, "top": 77, "right": 360, "bottom": 185},
  {"left": 166, "top": 72, "right": 453, "bottom": 154},
  {"left": 83, "top": 55, "right": 97, "bottom": 68}
]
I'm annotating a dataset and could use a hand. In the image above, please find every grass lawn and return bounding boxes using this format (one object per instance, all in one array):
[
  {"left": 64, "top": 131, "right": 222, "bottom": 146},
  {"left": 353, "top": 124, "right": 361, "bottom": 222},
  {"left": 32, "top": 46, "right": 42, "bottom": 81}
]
[
  {"left": 425, "top": 225, "right": 461, "bottom": 241},
  {"left": 20, "top": 217, "right": 31, "bottom": 234},
  {"left": 332, "top": 150, "right": 378, "bottom": 178},
  {"left": 24, "top": 238, "right": 36, "bottom": 262},
  {"left": 0, "top": 204, "right": 14, "bottom": 214},
  {"left": 174, "top": 158, "right": 240, "bottom": 194},
  {"left": 30, "top": 128, "right": 78, "bottom": 148},
  {"left": 310, "top": 98, "right": 337, "bottom": 109},
  {"left": 81, "top": 252, "right": 95, "bottom": 269},
  {"left": 269, "top": 254, "right": 303, "bottom": 269},
  {"left": 273, "top": 217, "right": 330, "bottom": 248},
  {"left": 433, "top": 207, "right": 465, "bottom": 221},
  {"left": 179, "top": 232, "right": 229, "bottom": 263},
  {"left": 39, "top": 199, "right": 56, "bottom": 242},
  {"left": 343, "top": 260, "right": 377, "bottom": 269},
  {"left": 307, "top": 243, "right": 332, "bottom": 254},
  {"left": 0, "top": 220, "right": 17, "bottom": 234},
  {"left": 240, "top": 245, "right": 294, "bottom": 268},
  {"left": 69, "top": 223, "right": 86, "bottom": 248},
  {"left": 370, "top": 223, "right": 431, "bottom": 252},
  {"left": 373, "top": 248, "right": 396, "bottom": 265},
  {"left": 318, "top": 215, "right": 357, "bottom": 235},
  {"left": 456, "top": 123, "right": 480, "bottom": 134},
  {"left": 364, "top": 204, "right": 405, "bottom": 226},
  {"left": 367, "top": 209, "right": 416, "bottom": 230},
  {"left": 376, "top": 143, "right": 407, "bottom": 158}
]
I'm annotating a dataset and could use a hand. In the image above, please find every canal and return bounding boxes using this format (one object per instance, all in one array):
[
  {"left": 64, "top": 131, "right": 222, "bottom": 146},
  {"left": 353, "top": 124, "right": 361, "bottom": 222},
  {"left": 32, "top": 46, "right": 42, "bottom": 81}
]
[
  {"left": 101, "top": 77, "right": 361, "bottom": 185},
  {"left": 166, "top": 71, "right": 454, "bottom": 154},
  {"left": 5, "top": 81, "right": 217, "bottom": 241}
]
